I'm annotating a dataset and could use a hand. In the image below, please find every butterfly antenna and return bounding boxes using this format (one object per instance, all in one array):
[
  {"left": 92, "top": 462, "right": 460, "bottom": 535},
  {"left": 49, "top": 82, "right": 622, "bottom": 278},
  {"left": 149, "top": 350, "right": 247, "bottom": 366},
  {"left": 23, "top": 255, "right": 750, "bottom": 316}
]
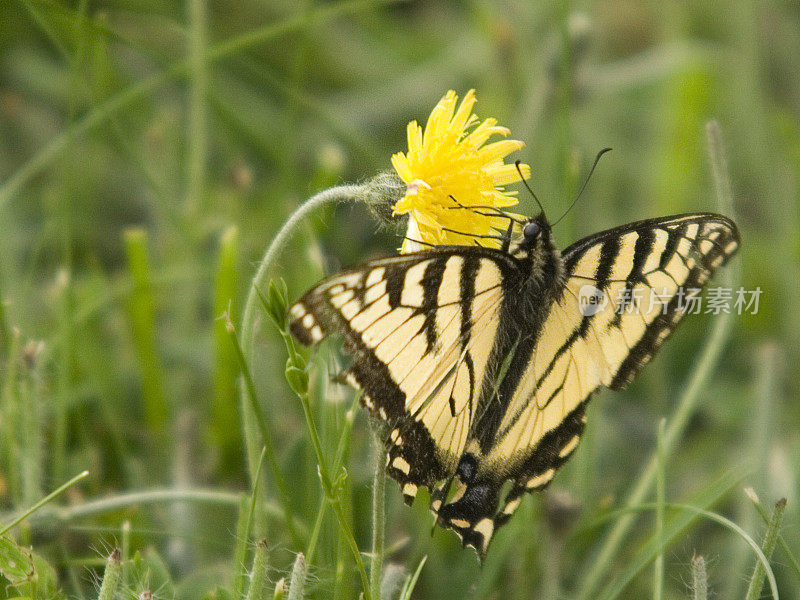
[
  {"left": 441, "top": 227, "right": 506, "bottom": 242},
  {"left": 515, "top": 160, "right": 546, "bottom": 216},
  {"left": 403, "top": 236, "right": 438, "bottom": 249},
  {"left": 447, "top": 196, "right": 525, "bottom": 225},
  {"left": 552, "top": 147, "right": 612, "bottom": 227}
]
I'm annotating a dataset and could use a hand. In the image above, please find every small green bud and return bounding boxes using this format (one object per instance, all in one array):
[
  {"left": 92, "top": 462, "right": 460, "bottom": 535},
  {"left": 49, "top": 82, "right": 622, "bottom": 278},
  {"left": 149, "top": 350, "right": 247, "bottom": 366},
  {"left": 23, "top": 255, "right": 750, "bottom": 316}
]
[
  {"left": 287, "top": 553, "right": 307, "bottom": 600},
  {"left": 98, "top": 548, "right": 122, "bottom": 600},
  {"left": 273, "top": 578, "right": 287, "bottom": 600},
  {"left": 287, "top": 349, "right": 306, "bottom": 371},
  {"left": 266, "top": 279, "right": 289, "bottom": 329},
  {"left": 285, "top": 363, "right": 309, "bottom": 396}
]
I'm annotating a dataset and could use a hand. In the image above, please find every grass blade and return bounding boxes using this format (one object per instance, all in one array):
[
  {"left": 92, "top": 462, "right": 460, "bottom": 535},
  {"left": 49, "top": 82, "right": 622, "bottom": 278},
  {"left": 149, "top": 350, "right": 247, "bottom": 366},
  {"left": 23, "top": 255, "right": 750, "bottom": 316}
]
[
  {"left": 123, "top": 229, "right": 168, "bottom": 435},
  {"left": 212, "top": 226, "right": 240, "bottom": 460},
  {"left": 398, "top": 555, "right": 427, "bottom": 600},
  {"left": 0, "top": 471, "right": 88, "bottom": 535},
  {"left": 744, "top": 498, "right": 787, "bottom": 600},
  {"left": 653, "top": 419, "right": 666, "bottom": 600}
]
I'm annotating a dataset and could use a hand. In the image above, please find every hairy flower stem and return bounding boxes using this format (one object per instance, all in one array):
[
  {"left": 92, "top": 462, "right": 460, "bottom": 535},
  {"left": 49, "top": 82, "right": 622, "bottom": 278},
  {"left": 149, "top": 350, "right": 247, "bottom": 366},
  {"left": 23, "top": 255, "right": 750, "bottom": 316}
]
[
  {"left": 97, "top": 549, "right": 122, "bottom": 600},
  {"left": 691, "top": 555, "right": 707, "bottom": 600},
  {"left": 239, "top": 183, "right": 365, "bottom": 481},
  {"left": 744, "top": 498, "right": 787, "bottom": 600}
]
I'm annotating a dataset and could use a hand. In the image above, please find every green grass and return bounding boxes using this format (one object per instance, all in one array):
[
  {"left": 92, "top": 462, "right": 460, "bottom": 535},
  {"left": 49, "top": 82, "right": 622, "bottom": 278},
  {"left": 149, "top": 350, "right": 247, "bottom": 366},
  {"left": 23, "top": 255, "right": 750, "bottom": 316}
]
[{"left": 1, "top": 1, "right": 799, "bottom": 599}]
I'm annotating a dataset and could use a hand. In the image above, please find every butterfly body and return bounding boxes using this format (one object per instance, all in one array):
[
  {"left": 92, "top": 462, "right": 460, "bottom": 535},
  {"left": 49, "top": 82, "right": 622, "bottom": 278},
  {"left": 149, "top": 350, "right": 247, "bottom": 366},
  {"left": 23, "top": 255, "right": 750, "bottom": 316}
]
[{"left": 289, "top": 212, "right": 739, "bottom": 557}]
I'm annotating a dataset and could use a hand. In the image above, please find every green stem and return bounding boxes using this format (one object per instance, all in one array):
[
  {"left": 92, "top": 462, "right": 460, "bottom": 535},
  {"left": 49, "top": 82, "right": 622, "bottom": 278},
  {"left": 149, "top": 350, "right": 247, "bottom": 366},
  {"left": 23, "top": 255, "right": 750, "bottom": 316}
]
[
  {"left": 297, "top": 391, "right": 332, "bottom": 489},
  {"left": 370, "top": 432, "right": 386, "bottom": 600},
  {"left": 239, "top": 183, "right": 364, "bottom": 481},
  {"left": 305, "top": 495, "right": 328, "bottom": 565},
  {"left": 0, "top": 470, "right": 88, "bottom": 535},
  {"left": 330, "top": 499, "right": 372, "bottom": 600},
  {"left": 653, "top": 419, "right": 666, "bottom": 600},
  {"left": 292, "top": 386, "right": 372, "bottom": 599},
  {"left": 185, "top": 0, "right": 207, "bottom": 215},
  {"left": 227, "top": 317, "right": 301, "bottom": 547},
  {"left": 5, "top": 488, "right": 280, "bottom": 525},
  {"left": 0, "top": 277, "right": 10, "bottom": 355},
  {"left": 1, "top": 328, "right": 21, "bottom": 502},
  {"left": 234, "top": 447, "right": 266, "bottom": 598},
  {"left": 53, "top": 268, "right": 72, "bottom": 486},
  {"left": 306, "top": 396, "right": 359, "bottom": 564},
  {"left": 120, "top": 520, "right": 131, "bottom": 586},
  {"left": 280, "top": 350, "right": 371, "bottom": 600}
]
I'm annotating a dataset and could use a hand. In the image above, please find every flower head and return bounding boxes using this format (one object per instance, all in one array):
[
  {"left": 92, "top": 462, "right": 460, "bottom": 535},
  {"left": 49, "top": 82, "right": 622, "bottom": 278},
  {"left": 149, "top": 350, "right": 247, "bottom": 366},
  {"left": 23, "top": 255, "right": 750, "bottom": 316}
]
[{"left": 391, "top": 90, "right": 530, "bottom": 253}]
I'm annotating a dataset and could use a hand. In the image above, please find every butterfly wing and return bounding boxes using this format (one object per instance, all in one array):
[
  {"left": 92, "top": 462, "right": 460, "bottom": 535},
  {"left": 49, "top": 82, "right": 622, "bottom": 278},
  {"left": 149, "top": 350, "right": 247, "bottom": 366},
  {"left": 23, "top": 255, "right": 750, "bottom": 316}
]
[
  {"left": 435, "top": 213, "right": 739, "bottom": 555},
  {"left": 289, "top": 248, "right": 521, "bottom": 501}
]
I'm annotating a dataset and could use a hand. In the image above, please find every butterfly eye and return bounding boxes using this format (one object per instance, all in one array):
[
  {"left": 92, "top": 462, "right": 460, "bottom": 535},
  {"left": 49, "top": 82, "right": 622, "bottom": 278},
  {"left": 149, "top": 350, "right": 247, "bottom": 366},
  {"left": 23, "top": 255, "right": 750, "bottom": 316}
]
[{"left": 523, "top": 221, "right": 541, "bottom": 240}]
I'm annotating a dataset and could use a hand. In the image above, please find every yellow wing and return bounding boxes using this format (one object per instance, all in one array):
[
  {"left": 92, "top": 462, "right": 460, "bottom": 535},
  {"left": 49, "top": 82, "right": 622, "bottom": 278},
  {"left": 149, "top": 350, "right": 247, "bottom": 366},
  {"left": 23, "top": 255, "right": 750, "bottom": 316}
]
[
  {"left": 436, "top": 213, "right": 739, "bottom": 556},
  {"left": 289, "top": 248, "right": 516, "bottom": 501}
]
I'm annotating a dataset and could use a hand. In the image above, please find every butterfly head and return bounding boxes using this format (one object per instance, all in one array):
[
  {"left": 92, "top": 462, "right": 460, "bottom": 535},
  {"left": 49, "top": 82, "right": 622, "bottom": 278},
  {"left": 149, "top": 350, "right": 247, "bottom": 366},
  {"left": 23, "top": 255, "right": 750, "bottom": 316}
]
[
  {"left": 510, "top": 212, "right": 564, "bottom": 294},
  {"left": 516, "top": 212, "right": 552, "bottom": 253}
]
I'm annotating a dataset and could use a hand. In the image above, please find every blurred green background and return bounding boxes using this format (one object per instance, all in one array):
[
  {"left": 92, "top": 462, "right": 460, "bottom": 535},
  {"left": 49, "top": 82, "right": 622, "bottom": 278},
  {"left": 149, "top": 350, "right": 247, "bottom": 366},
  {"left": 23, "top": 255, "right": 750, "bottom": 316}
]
[{"left": 0, "top": 1, "right": 798, "bottom": 599}]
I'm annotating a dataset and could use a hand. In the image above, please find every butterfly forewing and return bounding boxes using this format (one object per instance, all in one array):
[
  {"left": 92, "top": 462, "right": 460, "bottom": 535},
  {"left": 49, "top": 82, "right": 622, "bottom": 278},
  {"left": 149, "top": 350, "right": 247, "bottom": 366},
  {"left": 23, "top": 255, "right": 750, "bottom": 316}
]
[
  {"left": 563, "top": 213, "right": 739, "bottom": 389},
  {"left": 289, "top": 248, "right": 519, "bottom": 500}
]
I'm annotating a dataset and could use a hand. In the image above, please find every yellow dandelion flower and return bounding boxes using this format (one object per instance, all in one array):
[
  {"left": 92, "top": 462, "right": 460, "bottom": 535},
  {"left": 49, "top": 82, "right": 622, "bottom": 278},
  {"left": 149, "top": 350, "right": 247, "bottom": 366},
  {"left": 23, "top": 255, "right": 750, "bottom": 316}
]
[{"left": 391, "top": 89, "right": 530, "bottom": 253}]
